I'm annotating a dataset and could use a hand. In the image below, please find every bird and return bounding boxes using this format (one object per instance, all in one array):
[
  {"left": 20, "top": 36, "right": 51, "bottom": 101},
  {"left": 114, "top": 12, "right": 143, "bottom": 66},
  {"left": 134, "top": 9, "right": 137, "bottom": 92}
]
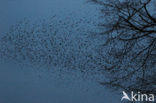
[{"left": 121, "top": 91, "right": 131, "bottom": 101}]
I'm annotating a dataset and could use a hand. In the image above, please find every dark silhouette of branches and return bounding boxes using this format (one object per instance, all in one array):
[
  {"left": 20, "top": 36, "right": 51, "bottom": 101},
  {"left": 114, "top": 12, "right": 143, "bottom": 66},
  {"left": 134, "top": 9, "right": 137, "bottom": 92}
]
[
  {"left": 1, "top": 0, "right": 156, "bottom": 95},
  {"left": 90, "top": 0, "right": 156, "bottom": 94}
]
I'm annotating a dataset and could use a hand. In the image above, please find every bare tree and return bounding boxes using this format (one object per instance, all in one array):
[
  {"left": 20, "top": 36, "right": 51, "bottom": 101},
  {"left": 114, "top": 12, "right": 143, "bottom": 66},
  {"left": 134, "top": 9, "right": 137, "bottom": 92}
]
[{"left": 90, "top": 0, "right": 156, "bottom": 94}]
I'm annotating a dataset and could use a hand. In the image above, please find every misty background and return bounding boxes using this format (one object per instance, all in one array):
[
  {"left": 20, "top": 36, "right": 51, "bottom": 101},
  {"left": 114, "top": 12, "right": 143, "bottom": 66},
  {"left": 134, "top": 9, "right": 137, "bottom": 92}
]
[{"left": 0, "top": 0, "right": 121, "bottom": 103}]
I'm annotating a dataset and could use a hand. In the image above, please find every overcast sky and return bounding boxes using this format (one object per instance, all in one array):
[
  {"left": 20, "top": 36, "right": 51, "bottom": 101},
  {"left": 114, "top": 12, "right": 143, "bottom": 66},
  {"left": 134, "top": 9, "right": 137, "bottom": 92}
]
[
  {"left": 0, "top": 0, "right": 97, "bottom": 34},
  {"left": 0, "top": 0, "right": 121, "bottom": 103}
]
